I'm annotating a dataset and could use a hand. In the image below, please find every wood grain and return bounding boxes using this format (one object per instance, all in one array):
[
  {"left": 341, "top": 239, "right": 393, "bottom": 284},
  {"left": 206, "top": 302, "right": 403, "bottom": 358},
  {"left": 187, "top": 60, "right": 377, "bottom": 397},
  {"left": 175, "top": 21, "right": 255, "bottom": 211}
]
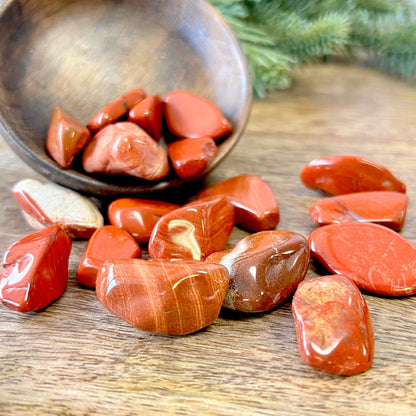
[{"left": 1, "top": 63, "right": 416, "bottom": 415}]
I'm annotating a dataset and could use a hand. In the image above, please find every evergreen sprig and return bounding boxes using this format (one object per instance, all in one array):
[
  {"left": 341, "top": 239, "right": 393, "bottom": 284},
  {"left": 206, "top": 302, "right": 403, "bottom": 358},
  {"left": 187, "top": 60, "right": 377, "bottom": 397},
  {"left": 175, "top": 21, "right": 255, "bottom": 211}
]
[{"left": 210, "top": 0, "right": 416, "bottom": 97}]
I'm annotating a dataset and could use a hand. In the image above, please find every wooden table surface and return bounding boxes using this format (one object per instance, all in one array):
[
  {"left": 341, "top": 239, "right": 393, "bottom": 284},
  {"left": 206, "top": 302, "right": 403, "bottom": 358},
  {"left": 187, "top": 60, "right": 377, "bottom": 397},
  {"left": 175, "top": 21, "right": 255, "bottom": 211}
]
[{"left": 1, "top": 63, "right": 416, "bottom": 415}]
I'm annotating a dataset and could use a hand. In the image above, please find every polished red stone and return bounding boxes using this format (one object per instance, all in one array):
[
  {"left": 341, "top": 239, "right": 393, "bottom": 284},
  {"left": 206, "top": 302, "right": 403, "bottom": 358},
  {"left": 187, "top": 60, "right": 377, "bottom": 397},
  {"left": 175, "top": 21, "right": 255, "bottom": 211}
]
[
  {"left": 82, "top": 122, "right": 170, "bottom": 180},
  {"left": 164, "top": 90, "right": 232, "bottom": 140},
  {"left": 198, "top": 174, "right": 279, "bottom": 232},
  {"left": 309, "top": 191, "right": 408, "bottom": 231},
  {"left": 0, "top": 225, "right": 72, "bottom": 312},
  {"left": 148, "top": 196, "right": 235, "bottom": 261},
  {"left": 77, "top": 225, "right": 141, "bottom": 288},
  {"left": 128, "top": 94, "right": 163, "bottom": 141},
  {"left": 300, "top": 155, "right": 406, "bottom": 195},
  {"left": 87, "top": 87, "right": 146, "bottom": 133},
  {"left": 206, "top": 230, "right": 309, "bottom": 313},
  {"left": 309, "top": 222, "right": 416, "bottom": 296},
  {"left": 13, "top": 179, "right": 104, "bottom": 239},
  {"left": 108, "top": 198, "right": 180, "bottom": 244},
  {"left": 292, "top": 274, "right": 374, "bottom": 375},
  {"left": 45, "top": 107, "right": 91, "bottom": 169},
  {"left": 168, "top": 137, "right": 218, "bottom": 179},
  {"left": 96, "top": 259, "right": 230, "bottom": 335}
]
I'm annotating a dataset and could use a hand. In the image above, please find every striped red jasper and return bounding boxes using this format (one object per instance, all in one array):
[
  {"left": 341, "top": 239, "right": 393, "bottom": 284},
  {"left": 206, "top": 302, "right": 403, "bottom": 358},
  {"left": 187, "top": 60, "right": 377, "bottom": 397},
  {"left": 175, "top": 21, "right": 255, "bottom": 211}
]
[{"left": 95, "top": 259, "right": 230, "bottom": 335}]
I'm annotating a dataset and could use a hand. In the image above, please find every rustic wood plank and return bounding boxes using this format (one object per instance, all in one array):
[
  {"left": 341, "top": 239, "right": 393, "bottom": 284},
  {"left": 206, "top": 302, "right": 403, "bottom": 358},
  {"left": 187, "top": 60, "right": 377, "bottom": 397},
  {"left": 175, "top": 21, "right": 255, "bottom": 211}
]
[{"left": 1, "top": 63, "right": 416, "bottom": 415}]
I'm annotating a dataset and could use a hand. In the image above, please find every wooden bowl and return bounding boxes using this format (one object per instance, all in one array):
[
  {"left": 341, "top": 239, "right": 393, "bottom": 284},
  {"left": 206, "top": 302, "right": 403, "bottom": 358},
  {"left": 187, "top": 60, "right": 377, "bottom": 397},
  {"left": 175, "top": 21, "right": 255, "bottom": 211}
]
[{"left": 0, "top": 0, "right": 251, "bottom": 196}]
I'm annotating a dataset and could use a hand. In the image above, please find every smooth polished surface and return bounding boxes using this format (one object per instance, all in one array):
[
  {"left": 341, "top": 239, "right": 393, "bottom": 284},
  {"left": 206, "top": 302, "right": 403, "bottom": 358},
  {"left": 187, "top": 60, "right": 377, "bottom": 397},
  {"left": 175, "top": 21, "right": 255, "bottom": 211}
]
[
  {"left": 77, "top": 225, "right": 141, "bottom": 288},
  {"left": 148, "top": 196, "right": 235, "bottom": 261},
  {"left": 168, "top": 137, "right": 218, "bottom": 179},
  {"left": 309, "top": 191, "right": 409, "bottom": 230},
  {"left": 108, "top": 198, "right": 180, "bottom": 244},
  {"left": 13, "top": 178, "right": 103, "bottom": 239},
  {"left": 292, "top": 274, "right": 374, "bottom": 375},
  {"left": 2, "top": 64, "right": 416, "bottom": 415},
  {"left": 45, "top": 107, "right": 91, "bottom": 169},
  {"left": 198, "top": 174, "right": 280, "bottom": 231},
  {"left": 301, "top": 155, "right": 406, "bottom": 195},
  {"left": 82, "top": 122, "right": 170, "bottom": 180},
  {"left": 0, "top": 225, "right": 71, "bottom": 312},
  {"left": 206, "top": 231, "right": 309, "bottom": 313},
  {"left": 0, "top": 0, "right": 251, "bottom": 195},
  {"left": 309, "top": 222, "right": 416, "bottom": 296},
  {"left": 96, "top": 259, "right": 229, "bottom": 335}
]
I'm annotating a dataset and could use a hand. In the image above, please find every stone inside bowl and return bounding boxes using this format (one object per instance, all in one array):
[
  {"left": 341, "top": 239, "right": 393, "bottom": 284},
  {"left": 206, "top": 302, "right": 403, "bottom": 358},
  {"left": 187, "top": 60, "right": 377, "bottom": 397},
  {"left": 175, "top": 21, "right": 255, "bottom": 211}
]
[{"left": 0, "top": 0, "right": 251, "bottom": 196}]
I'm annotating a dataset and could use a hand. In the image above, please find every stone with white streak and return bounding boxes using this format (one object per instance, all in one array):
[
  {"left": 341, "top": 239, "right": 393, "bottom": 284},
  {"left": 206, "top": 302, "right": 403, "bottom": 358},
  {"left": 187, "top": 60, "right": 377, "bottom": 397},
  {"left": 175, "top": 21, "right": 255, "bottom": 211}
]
[{"left": 13, "top": 179, "right": 103, "bottom": 239}]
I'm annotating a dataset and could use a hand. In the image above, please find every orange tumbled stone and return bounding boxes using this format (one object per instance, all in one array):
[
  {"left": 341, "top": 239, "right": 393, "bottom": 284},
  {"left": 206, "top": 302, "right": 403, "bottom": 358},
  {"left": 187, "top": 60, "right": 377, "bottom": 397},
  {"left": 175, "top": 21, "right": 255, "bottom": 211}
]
[
  {"left": 309, "top": 191, "right": 408, "bottom": 231},
  {"left": 45, "top": 107, "right": 91, "bottom": 169},
  {"left": 87, "top": 87, "right": 146, "bottom": 133},
  {"left": 82, "top": 122, "right": 170, "bottom": 180},
  {"left": 148, "top": 196, "right": 235, "bottom": 261},
  {"left": 128, "top": 94, "right": 163, "bottom": 141},
  {"left": 300, "top": 155, "right": 406, "bottom": 195},
  {"left": 292, "top": 274, "right": 374, "bottom": 375},
  {"left": 164, "top": 90, "right": 232, "bottom": 140},
  {"left": 108, "top": 198, "right": 180, "bottom": 244},
  {"left": 77, "top": 225, "right": 141, "bottom": 288},
  {"left": 309, "top": 222, "right": 416, "bottom": 296},
  {"left": 0, "top": 225, "right": 72, "bottom": 313},
  {"left": 206, "top": 231, "right": 309, "bottom": 313},
  {"left": 96, "top": 259, "right": 230, "bottom": 335},
  {"left": 198, "top": 174, "right": 279, "bottom": 232},
  {"left": 168, "top": 137, "right": 218, "bottom": 179}
]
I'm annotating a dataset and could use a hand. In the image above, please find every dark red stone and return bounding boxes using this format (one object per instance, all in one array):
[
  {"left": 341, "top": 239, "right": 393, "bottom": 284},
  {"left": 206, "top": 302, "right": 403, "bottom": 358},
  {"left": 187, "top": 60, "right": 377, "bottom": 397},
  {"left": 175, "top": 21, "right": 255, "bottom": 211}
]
[
  {"left": 309, "top": 191, "right": 408, "bottom": 230},
  {"left": 77, "top": 225, "right": 141, "bottom": 288},
  {"left": 292, "top": 274, "right": 374, "bottom": 375},
  {"left": 198, "top": 174, "right": 279, "bottom": 231},
  {"left": 164, "top": 89, "right": 232, "bottom": 140},
  {"left": 168, "top": 137, "right": 218, "bottom": 179},
  {"left": 82, "top": 122, "right": 170, "bottom": 180},
  {"left": 301, "top": 155, "right": 406, "bottom": 195},
  {"left": 96, "top": 259, "right": 230, "bottom": 335},
  {"left": 87, "top": 87, "right": 146, "bottom": 133},
  {"left": 128, "top": 94, "right": 163, "bottom": 141},
  {"left": 45, "top": 107, "right": 91, "bottom": 169},
  {"left": 148, "top": 196, "right": 235, "bottom": 261},
  {"left": 0, "top": 225, "right": 72, "bottom": 312},
  {"left": 206, "top": 230, "right": 309, "bottom": 313},
  {"left": 309, "top": 222, "right": 416, "bottom": 296},
  {"left": 107, "top": 198, "right": 180, "bottom": 244}
]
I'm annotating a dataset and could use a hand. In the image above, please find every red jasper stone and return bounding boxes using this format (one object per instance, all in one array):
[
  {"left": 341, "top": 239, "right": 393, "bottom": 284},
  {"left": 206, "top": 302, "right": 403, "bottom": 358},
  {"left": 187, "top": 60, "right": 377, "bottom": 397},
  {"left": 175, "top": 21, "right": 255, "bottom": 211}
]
[
  {"left": 96, "top": 259, "right": 230, "bottom": 335},
  {"left": 206, "top": 230, "right": 309, "bottom": 313},
  {"left": 108, "top": 198, "right": 180, "bottom": 244},
  {"left": 128, "top": 94, "right": 163, "bottom": 141},
  {"left": 168, "top": 137, "right": 218, "bottom": 179},
  {"left": 77, "top": 225, "right": 141, "bottom": 288},
  {"left": 13, "top": 178, "right": 103, "bottom": 239},
  {"left": 300, "top": 155, "right": 406, "bottom": 195},
  {"left": 87, "top": 87, "right": 146, "bottom": 133},
  {"left": 309, "top": 222, "right": 416, "bottom": 296},
  {"left": 309, "top": 191, "right": 408, "bottom": 231},
  {"left": 0, "top": 225, "right": 72, "bottom": 312},
  {"left": 148, "top": 196, "right": 235, "bottom": 261},
  {"left": 45, "top": 107, "right": 91, "bottom": 169},
  {"left": 292, "top": 274, "right": 374, "bottom": 375},
  {"left": 164, "top": 90, "right": 232, "bottom": 140},
  {"left": 82, "top": 122, "right": 170, "bottom": 181},
  {"left": 198, "top": 174, "right": 279, "bottom": 232}
]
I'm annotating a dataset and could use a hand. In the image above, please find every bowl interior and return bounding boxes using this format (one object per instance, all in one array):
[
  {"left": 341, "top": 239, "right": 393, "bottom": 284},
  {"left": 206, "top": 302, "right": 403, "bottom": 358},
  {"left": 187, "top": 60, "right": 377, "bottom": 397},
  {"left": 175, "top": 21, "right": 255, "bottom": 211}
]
[{"left": 0, "top": 0, "right": 251, "bottom": 196}]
